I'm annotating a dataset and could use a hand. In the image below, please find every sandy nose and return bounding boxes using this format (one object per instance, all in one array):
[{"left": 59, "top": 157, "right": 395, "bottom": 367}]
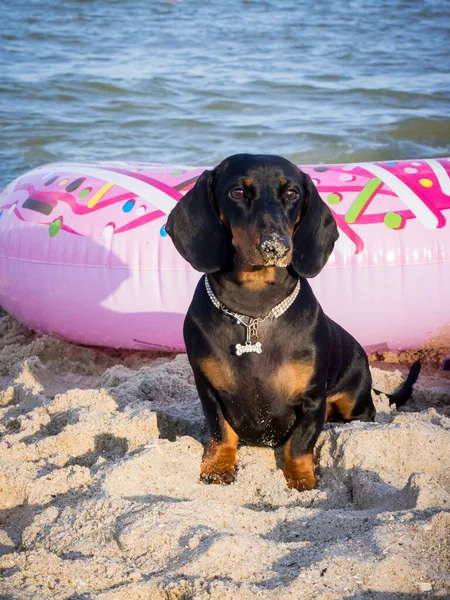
[{"left": 260, "top": 233, "right": 291, "bottom": 260}]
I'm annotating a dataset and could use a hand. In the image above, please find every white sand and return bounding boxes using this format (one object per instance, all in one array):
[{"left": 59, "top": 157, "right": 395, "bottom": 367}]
[{"left": 0, "top": 306, "right": 449, "bottom": 600}]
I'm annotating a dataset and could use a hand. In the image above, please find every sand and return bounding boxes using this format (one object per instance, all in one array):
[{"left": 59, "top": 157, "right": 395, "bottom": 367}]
[{"left": 0, "top": 306, "right": 449, "bottom": 600}]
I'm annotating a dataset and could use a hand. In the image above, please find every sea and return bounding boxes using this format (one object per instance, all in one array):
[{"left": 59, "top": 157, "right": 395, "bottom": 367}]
[{"left": 1, "top": 0, "right": 449, "bottom": 188}]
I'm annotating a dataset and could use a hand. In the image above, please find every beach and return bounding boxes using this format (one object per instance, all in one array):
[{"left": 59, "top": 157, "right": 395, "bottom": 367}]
[{"left": 1, "top": 306, "right": 449, "bottom": 599}]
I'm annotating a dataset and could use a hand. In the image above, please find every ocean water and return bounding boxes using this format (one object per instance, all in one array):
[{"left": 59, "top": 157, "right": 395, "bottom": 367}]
[{"left": 1, "top": 0, "right": 449, "bottom": 188}]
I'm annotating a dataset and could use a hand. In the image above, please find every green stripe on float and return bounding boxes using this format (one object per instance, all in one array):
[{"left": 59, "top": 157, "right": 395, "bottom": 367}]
[{"left": 345, "top": 177, "right": 383, "bottom": 224}]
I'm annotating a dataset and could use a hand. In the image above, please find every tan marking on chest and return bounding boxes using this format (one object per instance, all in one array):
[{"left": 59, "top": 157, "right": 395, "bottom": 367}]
[
  {"left": 237, "top": 266, "right": 278, "bottom": 290},
  {"left": 272, "top": 361, "right": 314, "bottom": 399},
  {"left": 326, "top": 392, "right": 355, "bottom": 421},
  {"left": 198, "top": 357, "right": 235, "bottom": 394}
]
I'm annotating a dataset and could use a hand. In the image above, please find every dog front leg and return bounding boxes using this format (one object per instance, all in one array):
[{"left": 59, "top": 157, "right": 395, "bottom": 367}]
[
  {"left": 197, "top": 386, "right": 239, "bottom": 485},
  {"left": 283, "top": 400, "right": 325, "bottom": 491}
]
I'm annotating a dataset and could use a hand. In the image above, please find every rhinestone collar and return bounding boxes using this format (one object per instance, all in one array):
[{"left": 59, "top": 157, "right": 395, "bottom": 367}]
[{"left": 204, "top": 276, "right": 300, "bottom": 356}]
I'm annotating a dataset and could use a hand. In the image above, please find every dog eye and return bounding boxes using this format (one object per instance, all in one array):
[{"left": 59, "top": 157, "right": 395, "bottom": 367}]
[
  {"left": 283, "top": 189, "right": 299, "bottom": 201},
  {"left": 229, "top": 188, "right": 245, "bottom": 200}
]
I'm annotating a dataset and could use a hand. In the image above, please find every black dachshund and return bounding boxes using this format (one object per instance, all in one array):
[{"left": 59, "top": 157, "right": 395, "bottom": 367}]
[{"left": 166, "top": 154, "right": 420, "bottom": 491}]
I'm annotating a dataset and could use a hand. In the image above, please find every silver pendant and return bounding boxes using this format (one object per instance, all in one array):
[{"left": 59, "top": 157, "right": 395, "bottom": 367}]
[
  {"left": 235, "top": 319, "right": 262, "bottom": 356},
  {"left": 236, "top": 341, "right": 262, "bottom": 356}
]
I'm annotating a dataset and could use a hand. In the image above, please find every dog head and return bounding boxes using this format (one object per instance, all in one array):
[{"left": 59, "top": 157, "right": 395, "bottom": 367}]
[{"left": 166, "top": 154, "right": 338, "bottom": 277}]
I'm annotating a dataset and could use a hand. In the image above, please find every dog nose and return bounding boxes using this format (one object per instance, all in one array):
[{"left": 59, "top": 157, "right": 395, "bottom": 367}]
[{"left": 260, "top": 233, "right": 291, "bottom": 261}]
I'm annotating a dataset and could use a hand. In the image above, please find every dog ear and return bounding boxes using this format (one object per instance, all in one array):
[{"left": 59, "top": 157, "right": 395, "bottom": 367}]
[
  {"left": 291, "top": 173, "right": 339, "bottom": 278},
  {"left": 165, "top": 169, "right": 230, "bottom": 273}
]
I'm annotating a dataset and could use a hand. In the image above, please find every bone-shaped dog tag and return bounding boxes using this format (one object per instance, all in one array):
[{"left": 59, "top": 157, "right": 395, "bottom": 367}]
[{"left": 235, "top": 341, "right": 262, "bottom": 356}]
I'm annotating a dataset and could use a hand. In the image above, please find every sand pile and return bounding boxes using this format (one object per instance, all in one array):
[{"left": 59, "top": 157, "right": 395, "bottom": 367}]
[{"left": 0, "top": 306, "right": 449, "bottom": 599}]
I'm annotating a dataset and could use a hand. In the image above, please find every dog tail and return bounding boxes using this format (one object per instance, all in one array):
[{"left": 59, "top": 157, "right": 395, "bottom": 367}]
[{"left": 373, "top": 359, "right": 421, "bottom": 408}]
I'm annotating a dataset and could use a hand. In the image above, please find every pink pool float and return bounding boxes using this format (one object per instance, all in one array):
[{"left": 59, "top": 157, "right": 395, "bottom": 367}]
[{"left": 0, "top": 158, "right": 449, "bottom": 351}]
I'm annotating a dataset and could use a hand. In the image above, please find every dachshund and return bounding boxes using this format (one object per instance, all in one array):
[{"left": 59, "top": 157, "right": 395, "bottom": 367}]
[{"left": 166, "top": 153, "right": 420, "bottom": 491}]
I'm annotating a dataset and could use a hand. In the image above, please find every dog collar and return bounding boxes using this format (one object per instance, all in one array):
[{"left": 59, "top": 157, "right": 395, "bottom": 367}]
[{"left": 204, "top": 276, "right": 301, "bottom": 356}]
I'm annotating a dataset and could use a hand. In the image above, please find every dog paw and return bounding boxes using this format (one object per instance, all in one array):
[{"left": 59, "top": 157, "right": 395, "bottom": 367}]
[
  {"left": 283, "top": 451, "right": 317, "bottom": 492},
  {"left": 200, "top": 470, "right": 235, "bottom": 485},
  {"left": 285, "top": 473, "right": 317, "bottom": 491}
]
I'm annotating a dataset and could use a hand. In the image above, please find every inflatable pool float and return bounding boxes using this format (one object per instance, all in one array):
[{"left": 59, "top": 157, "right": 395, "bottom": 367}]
[{"left": 0, "top": 159, "right": 449, "bottom": 351}]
